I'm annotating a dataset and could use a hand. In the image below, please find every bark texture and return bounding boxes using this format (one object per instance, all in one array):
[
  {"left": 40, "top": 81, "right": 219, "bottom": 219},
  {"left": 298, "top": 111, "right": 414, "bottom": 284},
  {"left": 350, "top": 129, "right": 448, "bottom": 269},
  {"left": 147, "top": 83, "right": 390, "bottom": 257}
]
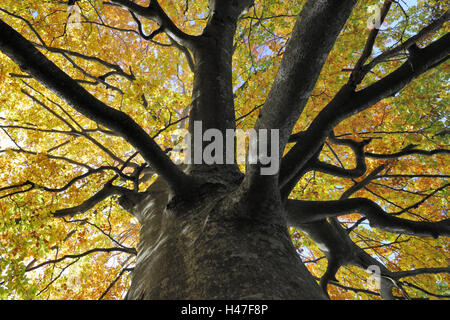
[{"left": 124, "top": 176, "right": 326, "bottom": 299}]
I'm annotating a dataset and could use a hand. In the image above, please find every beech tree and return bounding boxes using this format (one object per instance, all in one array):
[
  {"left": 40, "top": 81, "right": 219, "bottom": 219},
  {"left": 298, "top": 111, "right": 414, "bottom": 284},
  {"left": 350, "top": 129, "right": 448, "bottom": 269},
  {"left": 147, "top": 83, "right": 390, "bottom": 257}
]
[{"left": 0, "top": 0, "right": 449, "bottom": 300}]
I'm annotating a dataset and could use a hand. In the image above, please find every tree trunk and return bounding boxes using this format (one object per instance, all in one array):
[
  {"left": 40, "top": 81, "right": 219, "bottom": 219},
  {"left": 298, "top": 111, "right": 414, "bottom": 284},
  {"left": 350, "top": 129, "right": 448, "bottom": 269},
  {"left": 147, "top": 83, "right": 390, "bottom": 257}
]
[{"left": 124, "top": 176, "right": 326, "bottom": 300}]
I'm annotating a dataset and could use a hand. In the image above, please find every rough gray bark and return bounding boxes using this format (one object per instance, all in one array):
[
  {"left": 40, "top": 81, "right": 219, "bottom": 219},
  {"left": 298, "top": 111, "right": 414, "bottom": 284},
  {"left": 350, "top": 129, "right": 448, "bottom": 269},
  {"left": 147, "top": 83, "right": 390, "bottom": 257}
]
[{"left": 123, "top": 175, "right": 325, "bottom": 299}]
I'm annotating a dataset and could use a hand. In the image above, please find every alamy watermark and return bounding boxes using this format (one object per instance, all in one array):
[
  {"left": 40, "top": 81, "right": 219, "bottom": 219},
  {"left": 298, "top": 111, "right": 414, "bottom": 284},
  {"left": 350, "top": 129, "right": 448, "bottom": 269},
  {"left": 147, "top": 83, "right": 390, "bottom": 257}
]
[
  {"left": 67, "top": 4, "right": 82, "bottom": 32},
  {"left": 367, "top": 4, "right": 391, "bottom": 31},
  {"left": 367, "top": 5, "right": 382, "bottom": 30},
  {"left": 169, "top": 121, "right": 280, "bottom": 175},
  {"left": 366, "top": 265, "right": 381, "bottom": 291}
]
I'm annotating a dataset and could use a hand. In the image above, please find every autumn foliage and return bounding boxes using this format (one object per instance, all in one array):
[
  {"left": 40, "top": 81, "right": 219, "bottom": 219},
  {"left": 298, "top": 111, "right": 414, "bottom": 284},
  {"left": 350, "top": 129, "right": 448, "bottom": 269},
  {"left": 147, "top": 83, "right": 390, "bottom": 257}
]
[{"left": 0, "top": 0, "right": 449, "bottom": 299}]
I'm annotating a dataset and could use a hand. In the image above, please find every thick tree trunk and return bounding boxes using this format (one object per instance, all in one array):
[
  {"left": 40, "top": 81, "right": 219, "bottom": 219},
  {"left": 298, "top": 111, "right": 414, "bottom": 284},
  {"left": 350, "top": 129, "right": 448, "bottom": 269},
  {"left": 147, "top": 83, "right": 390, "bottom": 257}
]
[{"left": 124, "top": 176, "right": 326, "bottom": 300}]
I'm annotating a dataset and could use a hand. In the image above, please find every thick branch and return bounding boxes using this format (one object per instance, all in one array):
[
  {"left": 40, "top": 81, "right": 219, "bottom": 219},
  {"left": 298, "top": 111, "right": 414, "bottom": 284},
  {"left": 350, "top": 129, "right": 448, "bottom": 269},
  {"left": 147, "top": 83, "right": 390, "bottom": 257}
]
[
  {"left": 286, "top": 165, "right": 396, "bottom": 299},
  {"left": 312, "top": 136, "right": 371, "bottom": 179},
  {"left": 246, "top": 0, "right": 357, "bottom": 181},
  {"left": 392, "top": 267, "right": 450, "bottom": 279},
  {"left": 240, "top": 0, "right": 358, "bottom": 206},
  {"left": 366, "top": 145, "right": 450, "bottom": 159},
  {"left": 341, "top": 165, "right": 386, "bottom": 200},
  {"left": 109, "top": 0, "right": 196, "bottom": 49},
  {"left": 286, "top": 198, "right": 450, "bottom": 238},
  {"left": 0, "top": 19, "right": 193, "bottom": 194},
  {"left": 280, "top": 32, "right": 450, "bottom": 188},
  {"left": 281, "top": 138, "right": 376, "bottom": 199},
  {"left": 363, "top": 10, "right": 450, "bottom": 76},
  {"left": 128, "top": 11, "right": 195, "bottom": 72}
]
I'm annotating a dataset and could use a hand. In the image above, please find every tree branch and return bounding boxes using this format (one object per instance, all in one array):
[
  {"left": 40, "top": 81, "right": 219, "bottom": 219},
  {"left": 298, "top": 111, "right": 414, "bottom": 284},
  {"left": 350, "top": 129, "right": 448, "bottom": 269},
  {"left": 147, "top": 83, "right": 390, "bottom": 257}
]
[
  {"left": 33, "top": 42, "right": 135, "bottom": 81},
  {"left": 363, "top": 9, "right": 450, "bottom": 76},
  {"left": 286, "top": 165, "right": 397, "bottom": 299},
  {"left": 280, "top": 32, "right": 450, "bottom": 188},
  {"left": 0, "top": 18, "right": 193, "bottom": 194},
  {"left": 244, "top": 0, "right": 358, "bottom": 192},
  {"left": 98, "top": 264, "right": 133, "bottom": 300},
  {"left": 350, "top": 0, "right": 393, "bottom": 85},
  {"left": 25, "top": 247, "right": 136, "bottom": 272},
  {"left": 286, "top": 198, "right": 450, "bottom": 238},
  {"left": 312, "top": 135, "right": 371, "bottom": 179},
  {"left": 392, "top": 267, "right": 450, "bottom": 279},
  {"left": 109, "top": 0, "right": 196, "bottom": 50},
  {"left": 53, "top": 179, "right": 132, "bottom": 218},
  {"left": 366, "top": 145, "right": 450, "bottom": 159}
]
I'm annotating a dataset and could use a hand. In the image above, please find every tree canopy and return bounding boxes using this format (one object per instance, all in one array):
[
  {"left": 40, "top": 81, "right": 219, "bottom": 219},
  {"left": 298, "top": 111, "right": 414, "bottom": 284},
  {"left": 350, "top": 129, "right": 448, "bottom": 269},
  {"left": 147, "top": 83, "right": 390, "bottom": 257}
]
[{"left": 0, "top": 0, "right": 449, "bottom": 299}]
